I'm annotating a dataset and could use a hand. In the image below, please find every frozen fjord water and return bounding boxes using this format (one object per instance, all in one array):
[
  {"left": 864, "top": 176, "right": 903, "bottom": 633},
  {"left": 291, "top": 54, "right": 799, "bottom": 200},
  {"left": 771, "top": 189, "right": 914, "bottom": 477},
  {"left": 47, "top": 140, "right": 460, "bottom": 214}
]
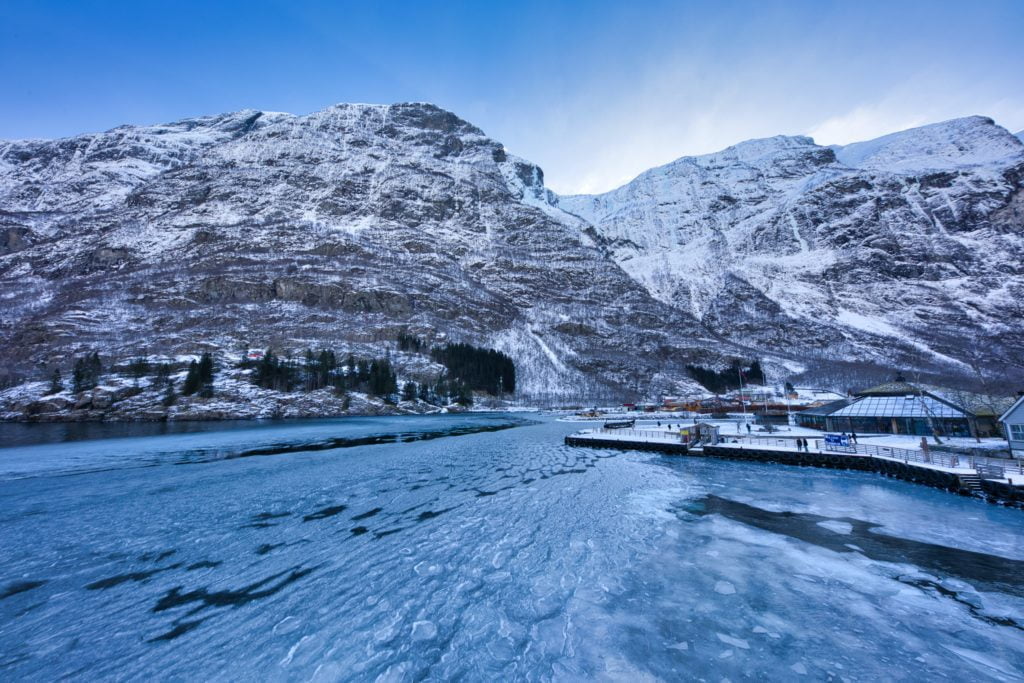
[{"left": 0, "top": 415, "right": 1022, "bottom": 681}]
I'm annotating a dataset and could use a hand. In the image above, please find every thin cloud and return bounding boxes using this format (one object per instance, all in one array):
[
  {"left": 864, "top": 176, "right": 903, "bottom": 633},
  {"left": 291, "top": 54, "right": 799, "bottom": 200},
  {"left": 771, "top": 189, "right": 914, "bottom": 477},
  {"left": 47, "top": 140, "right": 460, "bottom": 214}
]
[{"left": 808, "top": 104, "right": 930, "bottom": 147}]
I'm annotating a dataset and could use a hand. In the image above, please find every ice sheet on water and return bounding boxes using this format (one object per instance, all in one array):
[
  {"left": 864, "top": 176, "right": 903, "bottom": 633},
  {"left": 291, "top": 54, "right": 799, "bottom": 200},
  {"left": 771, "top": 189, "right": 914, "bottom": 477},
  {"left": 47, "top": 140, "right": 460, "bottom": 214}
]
[
  {"left": 817, "top": 520, "right": 853, "bottom": 535},
  {"left": 0, "top": 416, "right": 1022, "bottom": 680}
]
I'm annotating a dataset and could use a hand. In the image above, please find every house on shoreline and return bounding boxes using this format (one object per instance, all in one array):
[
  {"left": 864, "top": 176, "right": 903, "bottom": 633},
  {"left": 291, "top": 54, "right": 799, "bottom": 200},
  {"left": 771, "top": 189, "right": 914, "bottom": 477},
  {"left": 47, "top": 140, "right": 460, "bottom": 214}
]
[{"left": 1000, "top": 395, "right": 1024, "bottom": 458}]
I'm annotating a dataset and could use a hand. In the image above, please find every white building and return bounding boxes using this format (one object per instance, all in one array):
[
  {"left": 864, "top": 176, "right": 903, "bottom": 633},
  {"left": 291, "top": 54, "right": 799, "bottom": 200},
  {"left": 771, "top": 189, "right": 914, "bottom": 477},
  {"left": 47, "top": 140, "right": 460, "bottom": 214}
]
[{"left": 999, "top": 394, "right": 1024, "bottom": 458}]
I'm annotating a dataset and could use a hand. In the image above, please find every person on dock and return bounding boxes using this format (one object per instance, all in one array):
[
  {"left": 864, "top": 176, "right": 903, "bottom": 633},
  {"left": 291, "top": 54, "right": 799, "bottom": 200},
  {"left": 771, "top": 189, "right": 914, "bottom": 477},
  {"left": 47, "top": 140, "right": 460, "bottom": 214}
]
[
  {"left": 746, "top": 423, "right": 751, "bottom": 434},
  {"left": 851, "top": 432, "right": 858, "bottom": 444}
]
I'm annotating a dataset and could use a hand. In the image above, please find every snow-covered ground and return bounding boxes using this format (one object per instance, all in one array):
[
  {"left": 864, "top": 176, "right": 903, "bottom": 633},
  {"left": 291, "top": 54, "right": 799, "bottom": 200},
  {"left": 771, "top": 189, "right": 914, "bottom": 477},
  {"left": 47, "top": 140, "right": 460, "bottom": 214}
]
[
  {"left": 858, "top": 434, "right": 1010, "bottom": 451},
  {"left": 622, "top": 420, "right": 1012, "bottom": 453},
  {"left": 1, "top": 415, "right": 1023, "bottom": 679}
]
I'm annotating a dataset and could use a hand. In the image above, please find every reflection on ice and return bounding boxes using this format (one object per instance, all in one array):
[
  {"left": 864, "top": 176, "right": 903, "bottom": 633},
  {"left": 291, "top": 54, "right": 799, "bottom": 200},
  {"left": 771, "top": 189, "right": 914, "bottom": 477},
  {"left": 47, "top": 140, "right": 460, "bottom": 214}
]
[
  {"left": 684, "top": 494, "right": 1024, "bottom": 600},
  {"left": 0, "top": 415, "right": 1022, "bottom": 680}
]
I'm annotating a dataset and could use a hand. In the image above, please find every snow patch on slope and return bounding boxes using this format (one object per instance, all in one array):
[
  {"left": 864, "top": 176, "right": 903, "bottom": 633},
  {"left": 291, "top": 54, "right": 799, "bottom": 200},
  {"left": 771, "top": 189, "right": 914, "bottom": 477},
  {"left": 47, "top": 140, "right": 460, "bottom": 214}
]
[
  {"left": 836, "top": 310, "right": 904, "bottom": 338},
  {"left": 832, "top": 116, "right": 1024, "bottom": 173}
]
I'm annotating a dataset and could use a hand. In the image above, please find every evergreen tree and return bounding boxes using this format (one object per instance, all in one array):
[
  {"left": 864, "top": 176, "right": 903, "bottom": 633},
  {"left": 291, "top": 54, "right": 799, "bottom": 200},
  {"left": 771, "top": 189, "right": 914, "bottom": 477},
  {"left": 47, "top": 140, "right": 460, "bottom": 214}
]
[
  {"left": 253, "top": 349, "right": 299, "bottom": 392},
  {"left": 89, "top": 352, "right": 101, "bottom": 388},
  {"left": 72, "top": 352, "right": 102, "bottom": 393},
  {"left": 332, "top": 370, "right": 349, "bottom": 394},
  {"left": 197, "top": 352, "right": 215, "bottom": 397},
  {"left": 128, "top": 357, "right": 150, "bottom": 382},
  {"left": 198, "top": 352, "right": 215, "bottom": 384},
  {"left": 72, "top": 359, "right": 84, "bottom": 394},
  {"left": 429, "top": 343, "right": 515, "bottom": 395},
  {"left": 401, "top": 381, "right": 417, "bottom": 402},
  {"left": 434, "top": 379, "right": 450, "bottom": 404},
  {"left": 154, "top": 363, "right": 171, "bottom": 388},
  {"left": 47, "top": 369, "right": 63, "bottom": 395},
  {"left": 367, "top": 359, "right": 397, "bottom": 397},
  {"left": 320, "top": 350, "right": 336, "bottom": 387},
  {"left": 397, "top": 333, "right": 424, "bottom": 353},
  {"left": 303, "top": 349, "right": 337, "bottom": 391},
  {"left": 685, "top": 359, "right": 766, "bottom": 394},
  {"left": 182, "top": 360, "right": 201, "bottom": 396},
  {"left": 89, "top": 352, "right": 101, "bottom": 384},
  {"left": 303, "top": 349, "right": 316, "bottom": 390},
  {"left": 255, "top": 349, "right": 276, "bottom": 389},
  {"left": 162, "top": 380, "right": 177, "bottom": 406},
  {"left": 747, "top": 360, "right": 766, "bottom": 385}
]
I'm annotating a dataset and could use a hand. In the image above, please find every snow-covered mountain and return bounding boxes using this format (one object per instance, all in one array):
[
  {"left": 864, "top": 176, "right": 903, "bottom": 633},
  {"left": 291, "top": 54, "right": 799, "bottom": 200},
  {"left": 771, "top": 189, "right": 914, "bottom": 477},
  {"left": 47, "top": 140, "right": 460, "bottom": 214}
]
[
  {"left": 0, "top": 103, "right": 722, "bottom": 401},
  {"left": 559, "top": 116, "right": 1024, "bottom": 384},
  {"left": 2, "top": 106, "right": 1022, "bottom": 408},
  {"left": 831, "top": 116, "right": 1023, "bottom": 172}
]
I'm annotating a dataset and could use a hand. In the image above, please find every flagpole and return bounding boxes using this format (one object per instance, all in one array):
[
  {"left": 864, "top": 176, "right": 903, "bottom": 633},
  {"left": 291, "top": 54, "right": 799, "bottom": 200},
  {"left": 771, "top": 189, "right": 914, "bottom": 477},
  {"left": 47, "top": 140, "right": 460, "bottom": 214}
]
[{"left": 738, "top": 366, "right": 747, "bottom": 430}]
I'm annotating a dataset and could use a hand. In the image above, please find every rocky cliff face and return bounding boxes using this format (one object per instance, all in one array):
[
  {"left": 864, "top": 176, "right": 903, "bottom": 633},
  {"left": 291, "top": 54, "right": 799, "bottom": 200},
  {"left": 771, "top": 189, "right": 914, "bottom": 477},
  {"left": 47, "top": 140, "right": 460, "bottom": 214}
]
[
  {"left": 0, "top": 103, "right": 722, "bottom": 401},
  {"left": 559, "top": 116, "right": 1024, "bottom": 384}
]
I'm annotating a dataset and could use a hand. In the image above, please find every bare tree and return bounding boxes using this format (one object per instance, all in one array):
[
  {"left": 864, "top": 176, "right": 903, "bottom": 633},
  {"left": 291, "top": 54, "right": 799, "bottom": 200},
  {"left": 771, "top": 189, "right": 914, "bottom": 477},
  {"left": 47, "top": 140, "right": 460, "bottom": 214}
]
[
  {"left": 944, "top": 385, "right": 982, "bottom": 443},
  {"left": 905, "top": 349, "right": 943, "bottom": 445}
]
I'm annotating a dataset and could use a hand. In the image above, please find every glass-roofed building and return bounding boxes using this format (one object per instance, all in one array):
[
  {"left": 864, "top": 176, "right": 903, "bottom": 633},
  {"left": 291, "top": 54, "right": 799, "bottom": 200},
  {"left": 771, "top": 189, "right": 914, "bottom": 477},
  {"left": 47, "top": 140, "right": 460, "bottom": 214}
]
[{"left": 795, "top": 381, "right": 976, "bottom": 436}]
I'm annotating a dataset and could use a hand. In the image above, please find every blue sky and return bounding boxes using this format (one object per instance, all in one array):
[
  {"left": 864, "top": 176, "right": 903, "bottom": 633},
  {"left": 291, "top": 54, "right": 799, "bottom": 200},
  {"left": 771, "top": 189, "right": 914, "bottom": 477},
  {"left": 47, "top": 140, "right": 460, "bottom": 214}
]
[{"left": 2, "top": 0, "right": 1022, "bottom": 194}]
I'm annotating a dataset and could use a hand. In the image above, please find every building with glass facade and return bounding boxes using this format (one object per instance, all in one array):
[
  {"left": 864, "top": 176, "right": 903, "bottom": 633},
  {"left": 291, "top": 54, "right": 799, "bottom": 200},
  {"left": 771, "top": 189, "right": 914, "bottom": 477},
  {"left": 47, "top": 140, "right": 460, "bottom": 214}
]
[{"left": 795, "top": 381, "right": 977, "bottom": 437}]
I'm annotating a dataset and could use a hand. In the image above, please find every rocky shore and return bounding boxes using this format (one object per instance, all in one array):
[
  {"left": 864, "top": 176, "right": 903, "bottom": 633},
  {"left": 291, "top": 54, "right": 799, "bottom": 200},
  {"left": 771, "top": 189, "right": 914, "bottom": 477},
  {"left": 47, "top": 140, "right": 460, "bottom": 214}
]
[{"left": 0, "top": 375, "right": 465, "bottom": 423}]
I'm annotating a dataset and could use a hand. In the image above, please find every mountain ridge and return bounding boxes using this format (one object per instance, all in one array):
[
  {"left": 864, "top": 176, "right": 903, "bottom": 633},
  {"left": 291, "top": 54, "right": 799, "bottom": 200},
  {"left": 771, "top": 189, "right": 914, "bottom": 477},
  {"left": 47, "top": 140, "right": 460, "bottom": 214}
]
[
  {"left": 2, "top": 104, "right": 1023, "bottom": 415},
  {"left": 0, "top": 102, "right": 725, "bottom": 405},
  {"left": 557, "top": 114, "right": 1024, "bottom": 386}
]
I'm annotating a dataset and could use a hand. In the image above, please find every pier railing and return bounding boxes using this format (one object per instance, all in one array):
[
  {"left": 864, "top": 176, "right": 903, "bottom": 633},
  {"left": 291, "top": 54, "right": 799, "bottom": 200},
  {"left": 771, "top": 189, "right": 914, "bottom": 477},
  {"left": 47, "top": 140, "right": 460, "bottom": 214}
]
[
  {"left": 727, "top": 436, "right": 1024, "bottom": 475},
  {"left": 586, "top": 430, "right": 1023, "bottom": 479},
  {"left": 592, "top": 428, "right": 683, "bottom": 443},
  {"left": 848, "top": 443, "right": 963, "bottom": 469},
  {"left": 840, "top": 443, "right": 1022, "bottom": 474}
]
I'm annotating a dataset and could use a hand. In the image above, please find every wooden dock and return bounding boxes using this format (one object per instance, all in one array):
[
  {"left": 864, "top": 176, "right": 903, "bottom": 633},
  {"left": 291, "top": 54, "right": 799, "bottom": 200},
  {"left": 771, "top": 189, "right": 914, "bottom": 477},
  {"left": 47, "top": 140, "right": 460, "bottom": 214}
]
[
  {"left": 564, "top": 433, "right": 688, "bottom": 454},
  {"left": 565, "top": 429, "right": 1023, "bottom": 507},
  {"left": 701, "top": 443, "right": 967, "bottom": 493}
]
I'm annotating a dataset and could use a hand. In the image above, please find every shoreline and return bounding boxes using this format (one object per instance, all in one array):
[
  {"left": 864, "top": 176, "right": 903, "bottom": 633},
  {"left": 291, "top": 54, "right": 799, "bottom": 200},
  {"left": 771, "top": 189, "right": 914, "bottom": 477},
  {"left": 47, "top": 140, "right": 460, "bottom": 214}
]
[{"left": 0, "top": 377, "right": 535, "bottom": 425}]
